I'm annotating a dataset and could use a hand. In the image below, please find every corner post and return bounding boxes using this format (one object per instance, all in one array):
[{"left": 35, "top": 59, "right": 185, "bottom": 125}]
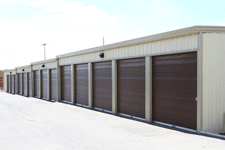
[
  {"left": 39, "top": 70, "right": 42, "bottom": 99},
  {"left": 112, "top": 60, "right": 117, "bottom": 114},
  {"left": 47, "top": 69, "right": 51, "bottom": 100},
  {"left": 57, "top": 59, "right": 61, "bottom": 102},
  {"left": 197, "top": 32, "right": 203, "bottom": 133},
  {"left": 71, "top": 64, "right": 75, "bottom": 104},
  {"left": 88, "top": 62, "right": 93, "bottom": 108},
  {"left": 145, "top": 56, "right": 152, "bottom": 123}
]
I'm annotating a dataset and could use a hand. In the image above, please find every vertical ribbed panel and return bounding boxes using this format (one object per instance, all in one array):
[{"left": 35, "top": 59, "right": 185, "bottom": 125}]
[
  {"left": 75, "top": 64, "right": 88, "bottom": 106},
  {"left": 59, "top": 34, "right": 198, "bottom": 66},
  {"left": 15, "top": 75, "right": 17, "bottom": 94},
  {"left": 93, "top": 61, "right": 112, "bottom": 111},
  {"left": 19, "top": 73, "right": 22, "bottom": 95},
  {"left": 23, "top": 73, "right": 26, "bottom": 96},
  {"left": 7, "top": 75, "right": 9, "bottom": 93},
  {"left": 28, "top": 73, "right": 32, "bottom": 97},
  {"left": 11, "top": 75, "right": 14, "bottom": 93},
  {"left": 41, "top": 70, "right": 48, "bottom": 99},
  {"left": 152, "top": 52, "right": 197, "bottom": 130},
  {"left": 50, "top": 69, "right": 57, "bottom": 101},
  {"left": 203, "top": 33, "right": 225, "bottom": 133},
  {"left": 13, "top": 75, "right": 15, "bottom": 94},
  {"left": 34, "top": 71, "right": 39, "bottom": 97},
  {"left": 117, "top": 58, "right": 145, "bottom": 118},
  {"left": 61, "top": 66, "right": 71, "bottom": 102}
]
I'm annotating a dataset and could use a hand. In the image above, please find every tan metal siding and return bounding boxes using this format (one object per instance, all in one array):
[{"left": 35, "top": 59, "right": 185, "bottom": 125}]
[
  {"left": 202, "top": 33, "right": 225, "bottom": 133},
  {"left": 59, "top": 34, "right": 198, "bottom": 66},
  {"left": 32, "top": 61, "right": 57, "bottom": 70},
  {"left": 17, "top": 67, "right": 31, "bottom": 73}
]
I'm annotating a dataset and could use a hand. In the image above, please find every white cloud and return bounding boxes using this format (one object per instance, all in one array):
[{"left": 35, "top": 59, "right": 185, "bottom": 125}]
[
  {"left": 22, "top": 0, "right": 63, "bottom": 7},
  {"left": 132, "top": 0, "right": 181, "bottom": 32},
  {"left": 219, "top": 23, "right": 225, "bottom": 26},
  {"left": 0, "top": 0, "right": 18, "bottom": 4},
  {"left": 30, "top": 1, "right": 118, "bottom": 27}
]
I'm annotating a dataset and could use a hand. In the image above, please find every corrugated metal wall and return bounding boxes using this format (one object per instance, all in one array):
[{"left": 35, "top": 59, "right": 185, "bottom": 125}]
[
  {"left": 202, "top": 33, "right": 225, "bottom": 133},
  {"left": 32, "top": 62, "right": 57, "bottom": 70},
  {"left": 59, "top": 34, "right": 198, "bottom": 66}
]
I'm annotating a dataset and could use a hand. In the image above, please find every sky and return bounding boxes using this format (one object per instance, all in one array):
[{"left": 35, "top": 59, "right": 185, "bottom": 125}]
[{"left": 0, "top": 0, "right": 225, "bottom": 70}]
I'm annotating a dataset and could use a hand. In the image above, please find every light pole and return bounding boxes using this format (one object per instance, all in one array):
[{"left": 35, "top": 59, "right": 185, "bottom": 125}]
[{"left": 41, "top": 43, "right": 48, "bottom": 60}]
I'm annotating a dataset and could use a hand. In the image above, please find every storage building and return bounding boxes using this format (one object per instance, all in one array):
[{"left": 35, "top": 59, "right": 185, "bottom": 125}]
[
  {"left": 4, "top": 69, "right": 16, "bottom": 94},
  {"left": 31, "top": 58, "right": 58, "bottom": 101},
  {"left": 15, "top": 65, "right": 32, "bottom": 97},
  {"left": 3, "top": 26, "right": 225, "bottom": 134}
]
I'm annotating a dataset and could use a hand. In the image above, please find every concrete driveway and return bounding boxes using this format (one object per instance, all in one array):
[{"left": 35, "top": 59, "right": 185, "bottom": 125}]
[{"left": 0, "top": 92, "right": 224, "bottom": 150}]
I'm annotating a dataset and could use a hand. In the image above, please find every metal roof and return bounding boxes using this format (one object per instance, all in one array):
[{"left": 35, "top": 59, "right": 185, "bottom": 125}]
[
  {"left": 15, "top": 65, "right": 31, "bottom": 69},
  {"left": 56, "top": 26, "right": 225, "bottom": 59},
  {"left": 31, "top": 58, "right": 57, "bottom": 65}
]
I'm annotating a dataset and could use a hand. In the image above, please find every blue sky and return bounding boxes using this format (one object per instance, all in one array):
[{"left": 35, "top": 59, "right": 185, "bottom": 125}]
[{"left": 0, "top": 0, "right": 225, "bottom": 69}]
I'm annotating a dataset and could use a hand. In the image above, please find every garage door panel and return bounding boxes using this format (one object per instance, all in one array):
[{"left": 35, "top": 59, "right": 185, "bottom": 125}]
[
  {"left": 50, "top": 69, "right": 57, "bottom": 101},
  {"left": 28, "top": 73, "right": 32, "bottom": 97},
  {"left": 118, "top": 58, "right": 145, "bottom": 119},
  {"left": 34, "top": 71, "right": 39, "bottom": 97},
  {"left": 153, "top": 52, "right": 197, "bottom": 130},
  {"left": 17, "top": 74, "right": 20, "bottom": 94},
  {"left": 76, "top": 64, "right": 88, "bottom": 106},
  {"left": 19, "top": 73, "right": 23, "bottom": 95},
  {"left": 23, "top": 73, "right": 27, "bottom": 96},
  {"left": 93, "top": 61, "right": 112, "bottom": 111},
  {"left": 42, "top": 70, "right": 48, "bottom": 99},
  {"left": 7, "top": 76, "right": 9, "bottom": 93},
  {"left": 61, "top": 66, "right": 71, "bottom": 102},
  {"left": 11, "top": 75, "right": 14, "bottom": 93}
]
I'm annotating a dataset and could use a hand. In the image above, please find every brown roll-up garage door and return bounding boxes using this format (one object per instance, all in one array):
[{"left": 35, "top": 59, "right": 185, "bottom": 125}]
[
  {"left": 28, "top": 73, "right": 32, "bottom": 97},
  {"left": 19, "top": 73, "right": 23, "bottom": 95},
  {"left": 117, "top": 58, "right": 145, "bottom": 119},
  {"left": 7, "top": 75, "right": 10, "bottom": 93},
  {"left": 11, "top": 75, "right": 14, "bottom": 94},
  {"left": 42, "top": 70, "right": 48, "bottom": 99},
  {"left": 75, "top": 64, "right": 88, "bottom": 106},
  {"left": 93, "top": 61, "right": 112, "bottom": 111},
  {"left": 61, "top": 66, "right": 71, "bottom": 102},
  {"left": 18, "top": 74, "right": 20, "bottom": 94},
  {"left": 34, "top": 71, "right": 39, "bottom": 97},
  {"left": 15, "top": 75, "right": 17, "bottom": 94},
  {"left": 50, "top": 69, "right": 57, "bottom": 101},
  {"left": 23, "top": 73, "right": 27, "bottom": 96},
  {"left": 10, "top": 75, "right": 12, "bottom": 93},
  {"left": 152, "top": 52, "right": 197, "bottom": 130}
]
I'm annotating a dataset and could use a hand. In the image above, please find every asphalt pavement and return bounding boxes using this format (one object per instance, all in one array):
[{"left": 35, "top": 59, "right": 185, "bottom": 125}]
[{"left": 0, "top": 92, "right": 225, "bottom": 150}]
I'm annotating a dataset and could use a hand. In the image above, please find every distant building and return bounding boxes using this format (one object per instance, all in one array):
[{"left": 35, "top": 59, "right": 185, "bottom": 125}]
[{"left": 0, "top": 70, "right": 3, "bottom": 90}]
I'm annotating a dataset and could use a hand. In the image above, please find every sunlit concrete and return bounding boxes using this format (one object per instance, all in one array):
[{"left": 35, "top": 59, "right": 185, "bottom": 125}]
[{"left": 0, "top": 92, "right": 225, "bottom": 150}]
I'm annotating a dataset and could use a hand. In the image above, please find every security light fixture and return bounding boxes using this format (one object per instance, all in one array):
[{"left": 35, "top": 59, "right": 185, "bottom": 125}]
[
  {"left": 42, "top": 65, "right": 45, "bottom": 68},
  {"left": 10, "top": 72, "right": 12, "bottom": 74},
  {"left": 22, "top": 69, "right": 24, "bottom": 71},
  {"left": 99, "top": 52, "right": 104, "bottom": 58}
]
